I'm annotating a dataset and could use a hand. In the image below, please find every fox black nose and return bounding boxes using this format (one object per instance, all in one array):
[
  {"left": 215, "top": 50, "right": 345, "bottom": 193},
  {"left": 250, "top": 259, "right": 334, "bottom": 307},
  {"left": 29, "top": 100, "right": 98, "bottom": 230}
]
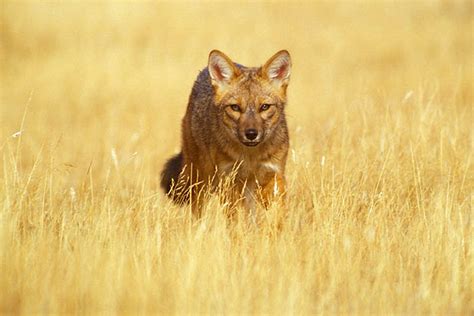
[{"left": 245, "top": 129, "right": 258, "bottom": 141}]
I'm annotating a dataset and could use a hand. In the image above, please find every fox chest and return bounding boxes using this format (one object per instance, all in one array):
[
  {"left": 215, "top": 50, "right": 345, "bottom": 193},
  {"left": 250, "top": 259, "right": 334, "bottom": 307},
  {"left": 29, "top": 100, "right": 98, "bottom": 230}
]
[{"left": 216, "top": 160, "right": 280, "bottom": 186}]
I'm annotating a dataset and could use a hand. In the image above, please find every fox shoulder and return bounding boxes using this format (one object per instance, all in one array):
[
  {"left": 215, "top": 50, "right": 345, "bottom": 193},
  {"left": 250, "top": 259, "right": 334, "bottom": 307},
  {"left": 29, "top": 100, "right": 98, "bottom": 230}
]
[{"left": 188, "top": 68, "right": 213, "bottom": 106}]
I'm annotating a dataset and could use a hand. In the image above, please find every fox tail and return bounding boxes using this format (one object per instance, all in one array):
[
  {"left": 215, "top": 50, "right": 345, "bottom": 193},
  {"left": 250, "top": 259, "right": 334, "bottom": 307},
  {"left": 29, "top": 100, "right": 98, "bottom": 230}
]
[{"left": 160, "top": 152, "right": 184, "bottom": 195}]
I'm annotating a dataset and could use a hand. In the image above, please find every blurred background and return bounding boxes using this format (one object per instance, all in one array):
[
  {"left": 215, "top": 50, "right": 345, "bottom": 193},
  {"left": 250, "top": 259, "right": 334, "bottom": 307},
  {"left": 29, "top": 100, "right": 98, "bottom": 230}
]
[{"left": 1, "top": 1, "right": 471, "bottom": 185}]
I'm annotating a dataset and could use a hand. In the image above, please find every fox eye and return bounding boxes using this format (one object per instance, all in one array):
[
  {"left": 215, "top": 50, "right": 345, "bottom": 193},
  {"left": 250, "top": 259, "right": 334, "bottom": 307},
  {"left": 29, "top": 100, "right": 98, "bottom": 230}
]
[
  {"left": 260, "top": 103, "right": 272, "bottom": 111},
  {"left": 229, "top": 104, "right": 241, "bottom": 112}
]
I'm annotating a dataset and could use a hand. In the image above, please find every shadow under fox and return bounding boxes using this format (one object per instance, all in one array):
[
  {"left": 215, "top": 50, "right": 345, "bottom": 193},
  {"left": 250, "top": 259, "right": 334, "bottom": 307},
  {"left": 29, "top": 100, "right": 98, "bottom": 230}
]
[{"left": 161, "top": 50, "right": 291, "bottom": 210}]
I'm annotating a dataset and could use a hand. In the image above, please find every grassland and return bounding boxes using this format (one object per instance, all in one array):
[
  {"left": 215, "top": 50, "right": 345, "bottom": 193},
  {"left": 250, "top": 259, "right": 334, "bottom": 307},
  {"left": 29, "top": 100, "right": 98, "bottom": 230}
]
[{"left": 0, "top": 1, "right": 473, "bottom": 315}]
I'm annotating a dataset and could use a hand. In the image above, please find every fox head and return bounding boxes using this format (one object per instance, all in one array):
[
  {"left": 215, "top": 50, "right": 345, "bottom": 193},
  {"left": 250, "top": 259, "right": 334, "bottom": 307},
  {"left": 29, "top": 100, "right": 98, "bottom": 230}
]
[{"left": 208, "top": 50, "right": 291, "bottom": 147}]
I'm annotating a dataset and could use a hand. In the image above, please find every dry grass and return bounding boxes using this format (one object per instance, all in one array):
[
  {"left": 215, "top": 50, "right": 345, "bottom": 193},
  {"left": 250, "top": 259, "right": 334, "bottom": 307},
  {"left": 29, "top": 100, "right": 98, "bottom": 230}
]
[{"left": 0, "top": 1, "right": 473, "bottom": 315}]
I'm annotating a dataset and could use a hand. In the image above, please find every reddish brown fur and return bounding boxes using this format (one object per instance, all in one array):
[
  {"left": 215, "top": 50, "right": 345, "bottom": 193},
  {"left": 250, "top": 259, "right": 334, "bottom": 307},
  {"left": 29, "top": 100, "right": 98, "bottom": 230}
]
[{"left": 161, "top": 50, "right": 291, "bottom": 212}]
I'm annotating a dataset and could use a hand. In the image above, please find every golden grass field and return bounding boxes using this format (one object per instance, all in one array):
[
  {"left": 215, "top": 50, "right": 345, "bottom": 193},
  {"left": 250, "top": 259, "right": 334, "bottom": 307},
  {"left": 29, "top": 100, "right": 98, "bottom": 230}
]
[{"left": 1, "top": 1, "right": 473, "bottom": 314}]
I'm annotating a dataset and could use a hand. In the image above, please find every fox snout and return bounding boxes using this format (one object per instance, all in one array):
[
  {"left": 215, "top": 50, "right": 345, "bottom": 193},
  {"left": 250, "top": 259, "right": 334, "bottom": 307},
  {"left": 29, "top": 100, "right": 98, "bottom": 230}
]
[
  {"left": 241, "top": 128, "right": 261, "bottom": 146},
  {"left": 239, "top": 111, "right": 263, "bottom": 146}
]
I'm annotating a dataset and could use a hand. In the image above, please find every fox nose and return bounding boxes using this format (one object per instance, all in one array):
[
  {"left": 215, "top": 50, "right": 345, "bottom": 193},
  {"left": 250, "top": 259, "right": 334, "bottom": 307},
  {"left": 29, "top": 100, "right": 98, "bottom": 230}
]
[{"left": 245, "top": 129, "right": 259, "bottom": 141}]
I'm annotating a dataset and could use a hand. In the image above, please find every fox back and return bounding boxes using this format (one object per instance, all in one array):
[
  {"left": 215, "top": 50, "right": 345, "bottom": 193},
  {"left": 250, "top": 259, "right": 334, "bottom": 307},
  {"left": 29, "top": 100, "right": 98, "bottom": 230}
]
[{"left": 161, "top": 50, "right": 291, "bottom": 209}]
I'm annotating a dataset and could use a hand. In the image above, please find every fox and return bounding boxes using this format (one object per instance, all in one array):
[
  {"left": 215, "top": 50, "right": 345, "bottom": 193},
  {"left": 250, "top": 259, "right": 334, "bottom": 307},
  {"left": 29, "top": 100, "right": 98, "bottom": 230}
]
[{"left": 160, "top": 50, "right": 291, "bottom": 212}]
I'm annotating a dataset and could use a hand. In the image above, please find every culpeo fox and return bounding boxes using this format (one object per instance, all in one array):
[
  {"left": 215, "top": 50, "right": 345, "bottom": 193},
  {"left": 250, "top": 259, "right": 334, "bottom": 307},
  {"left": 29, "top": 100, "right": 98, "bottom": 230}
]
[{"left": 161, "top": 50, "right": 291, "bottom": 211}]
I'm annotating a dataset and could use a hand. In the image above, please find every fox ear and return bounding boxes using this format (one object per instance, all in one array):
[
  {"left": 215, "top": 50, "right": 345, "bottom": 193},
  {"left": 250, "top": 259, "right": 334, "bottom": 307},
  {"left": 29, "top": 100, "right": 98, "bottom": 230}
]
[
  {"left": 208, "top": 50, "right": 240, "bottom": 88},
  {"left": 262, "top": 50, "right": 291, "bottom": 88}
]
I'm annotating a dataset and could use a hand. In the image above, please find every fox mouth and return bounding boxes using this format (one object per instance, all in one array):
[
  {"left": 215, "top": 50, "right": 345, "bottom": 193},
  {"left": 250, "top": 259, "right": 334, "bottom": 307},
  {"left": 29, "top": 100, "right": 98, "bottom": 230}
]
[{"left": 242, "top": 141, "right": 260, "bottom": 147}]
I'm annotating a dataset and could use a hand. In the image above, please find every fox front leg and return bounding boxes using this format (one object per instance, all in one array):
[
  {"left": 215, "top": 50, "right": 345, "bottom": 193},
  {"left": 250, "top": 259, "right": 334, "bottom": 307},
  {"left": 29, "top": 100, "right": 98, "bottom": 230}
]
[
  {"left": 258, "top": 173, "right": 288, "bottom": 232},
  {"left": 260, "top": 173, "right": 286, "bottom": 207}
]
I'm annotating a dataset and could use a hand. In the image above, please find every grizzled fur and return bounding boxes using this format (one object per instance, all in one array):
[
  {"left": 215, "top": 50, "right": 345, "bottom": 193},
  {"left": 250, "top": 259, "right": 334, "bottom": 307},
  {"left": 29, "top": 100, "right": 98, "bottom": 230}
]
[{"left": 161, "top": 50, "right": 291, "bottom": 210}]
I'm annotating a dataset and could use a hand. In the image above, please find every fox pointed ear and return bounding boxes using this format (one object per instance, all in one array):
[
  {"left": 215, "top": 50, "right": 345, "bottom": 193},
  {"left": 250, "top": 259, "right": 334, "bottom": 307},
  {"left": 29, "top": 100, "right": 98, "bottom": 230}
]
[
  {"left": 208, "top": 50, "right": 240, "bottom": 88},
  {"left": 262, "top": 50, "right": 291, "bottom": 89}
]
